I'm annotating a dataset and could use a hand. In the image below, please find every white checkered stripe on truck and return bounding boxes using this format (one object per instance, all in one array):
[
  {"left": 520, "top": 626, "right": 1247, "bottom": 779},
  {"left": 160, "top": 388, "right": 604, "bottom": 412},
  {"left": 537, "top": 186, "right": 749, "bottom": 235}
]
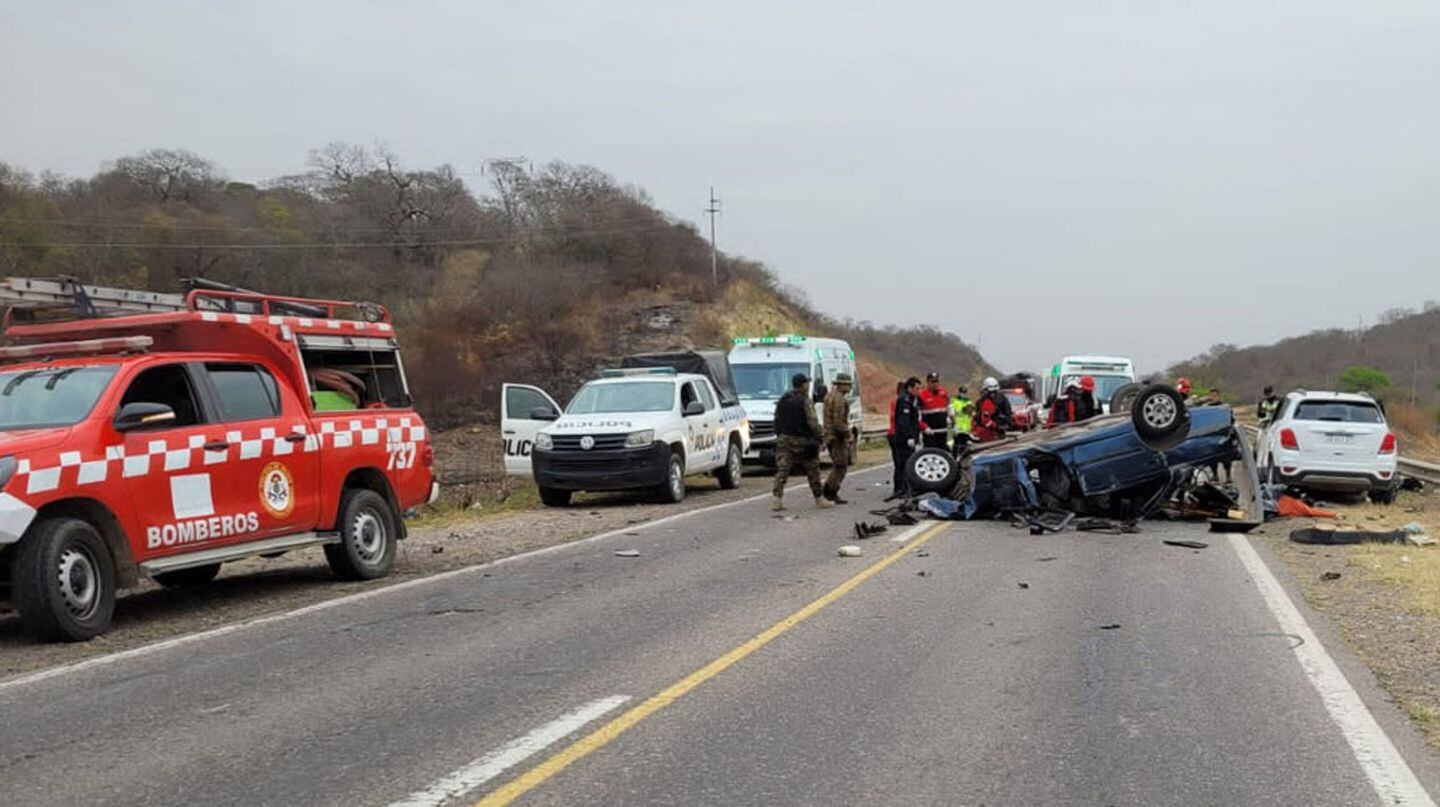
[
  {"left": 12, "top": 416, "right": 426, "bottom": 496},
  {"left": 196, "top": 311, "right": 394, "bottom": 332}
]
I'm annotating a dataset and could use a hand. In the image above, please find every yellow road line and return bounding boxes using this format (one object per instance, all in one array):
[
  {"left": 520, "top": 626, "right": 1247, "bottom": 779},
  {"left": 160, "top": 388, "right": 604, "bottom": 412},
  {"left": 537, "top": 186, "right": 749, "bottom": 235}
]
[{"left": 474, "top": 521, "right": 950, "bottom": 806}]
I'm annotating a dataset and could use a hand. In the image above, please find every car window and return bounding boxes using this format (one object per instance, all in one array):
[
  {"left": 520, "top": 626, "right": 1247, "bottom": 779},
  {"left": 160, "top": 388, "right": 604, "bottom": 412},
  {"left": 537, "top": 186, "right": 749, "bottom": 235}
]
[
  {"left": 0, "top": 365, "right": 118, "bottom": 432},
  {"left": 206, "top": 363, "right": 280, "bottom": 422},
  {"left": 1293, "top": 400, "right": 1383, "bottom": 424},
  {"left": 695, "top": 380, "right": 717, "bottom": 411},
  {"left": 120, "top": 364, "right": 203, "bottom": 428},
  {"left": 567, "top": 381, "right": 674, "bottom": 414},
  {"left": 506, "top": 386, "right": 554, "bottom": 419}
]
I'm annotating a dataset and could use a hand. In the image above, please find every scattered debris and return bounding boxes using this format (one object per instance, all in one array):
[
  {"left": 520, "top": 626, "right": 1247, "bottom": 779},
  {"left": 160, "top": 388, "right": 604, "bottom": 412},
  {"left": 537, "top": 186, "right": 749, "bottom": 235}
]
[
  {"left": 1408, "top": 534, "right": 1438, "bottom": 547},
  {"left": 1027, "top": 511, "right": 1076, "bottom": 534},
  {"left": 1321, "top": 571, "right": 1342, "bottom": 581},
  {"left": 853, "top": 521, "right": 889, "bottom": 540},
  {"left": 1075, "top": 517, "right": 1139, "bottom": 534},
  {"left": 431, "top": 546, "right": 445, "bottom": 554},
  {"left": 1401, "top": 522, "right": 1425, "bottom": 535},
  {"left": 1017, "top": 582, "right": 1030, "bottom": 589},
  {"left": 614, "top": 549, "right": 641, "bottom": 558},
  {"left": 200, "top": 703, "right": 230, "bottom": 715},
  {"left": 1277, "top": 495, "right": 1337, "bottom": 519},
  {"left": 1401, "top": 476, "right": 1425, "bottom": 492},
  {"left": 913, "top": 550, "right": 930, "bottom": 558},
  {"left": 1163, "top": 539, "right": 1209, "bottom": 550},
  {"left": 1036, "top": 556, "right": 1058, "bottom": 562},
  {"left": 838, "top": 545, "right": 863, "bottom": 557},
  {"left": 917, "top": 570, "right": 929, "bottom": 577},
  {"left": 1099, "top": 623, "right": 1122, "bottom": 630},
  {"left": 1290, "top": 527, "right": 1408, "bottom": 546}
]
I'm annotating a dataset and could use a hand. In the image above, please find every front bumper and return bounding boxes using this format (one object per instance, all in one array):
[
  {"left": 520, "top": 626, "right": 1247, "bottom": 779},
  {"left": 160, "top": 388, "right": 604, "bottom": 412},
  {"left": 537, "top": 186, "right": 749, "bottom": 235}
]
[{"left": 532, "top": 443, "right": 670, "bottom": 491}]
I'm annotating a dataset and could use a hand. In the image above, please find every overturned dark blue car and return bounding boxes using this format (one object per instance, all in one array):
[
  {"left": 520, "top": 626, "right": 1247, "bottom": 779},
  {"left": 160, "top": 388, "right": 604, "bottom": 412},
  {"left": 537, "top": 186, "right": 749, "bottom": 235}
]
[{"left": 903, "top": 385, "right": 1262, "bottom": 529}]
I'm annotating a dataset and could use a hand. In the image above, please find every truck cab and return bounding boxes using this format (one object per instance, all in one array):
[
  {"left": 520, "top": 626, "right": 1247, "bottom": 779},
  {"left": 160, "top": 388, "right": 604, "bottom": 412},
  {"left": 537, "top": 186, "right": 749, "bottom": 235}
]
[
  {"left": 502, "top": 352, "right": 749, "bottom": 506},
  {"left": 728, "top": 335, "right": 863, "bottom": 464}
]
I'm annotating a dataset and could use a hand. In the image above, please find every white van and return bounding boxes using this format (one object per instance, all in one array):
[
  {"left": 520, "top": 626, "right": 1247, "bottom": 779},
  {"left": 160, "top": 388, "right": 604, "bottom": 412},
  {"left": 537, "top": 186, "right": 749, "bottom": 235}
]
[
  {"left": 728, "top": 335, "right": 863, "bottom": 464},
  {"left": 501, "top": 352, "right": 749, "bottom": 506},
  {"left": 1042, "top": 355, "right": 1137, "bottom": 414}
]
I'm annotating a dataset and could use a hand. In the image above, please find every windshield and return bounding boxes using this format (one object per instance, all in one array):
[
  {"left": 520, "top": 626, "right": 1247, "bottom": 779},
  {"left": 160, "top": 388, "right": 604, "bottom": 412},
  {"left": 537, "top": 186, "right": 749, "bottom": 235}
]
[
  {"left": 566, "top": 381, "right": 674, "bottom": 414},
  {"left": 1294, "top": 400, "right": 1383, "bottom": 424},
  {"left": 0, "top": 365, "right": 118, "bottom": 431},
  {"left": 1061, "top": 374, "right": 1131, "bottom": 401},
  {"left": 733, "top": 363, "right": 810, "bottom": 401}
]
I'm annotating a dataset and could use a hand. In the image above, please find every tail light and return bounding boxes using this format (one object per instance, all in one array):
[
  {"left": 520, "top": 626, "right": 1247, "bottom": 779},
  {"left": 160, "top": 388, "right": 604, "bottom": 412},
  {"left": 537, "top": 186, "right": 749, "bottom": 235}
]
[
  {"left": 1379, "top": 432, "right": 1396, "bottom": 455},
  {"left": 421, "top": 442, "right": 434, "bottom": 467},
  {"left": 1279, "top": 428, "right": 1299, "bottom": 450}
]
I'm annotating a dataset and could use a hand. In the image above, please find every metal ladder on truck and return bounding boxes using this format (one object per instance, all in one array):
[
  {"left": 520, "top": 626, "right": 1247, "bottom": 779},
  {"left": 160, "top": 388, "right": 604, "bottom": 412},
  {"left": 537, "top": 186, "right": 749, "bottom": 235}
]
[{"left": 0, "top": 277, "right": 378, "bottom": 322}]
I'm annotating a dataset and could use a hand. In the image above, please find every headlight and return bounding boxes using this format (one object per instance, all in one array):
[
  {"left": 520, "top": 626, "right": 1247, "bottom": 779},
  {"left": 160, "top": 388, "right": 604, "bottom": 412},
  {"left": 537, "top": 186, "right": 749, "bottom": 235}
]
[
  {"left": 624, "top": 430, "right": 654, "bottom": 448},
  {"left": 535, "top": 432, "right": 553, "bottom": 451}
]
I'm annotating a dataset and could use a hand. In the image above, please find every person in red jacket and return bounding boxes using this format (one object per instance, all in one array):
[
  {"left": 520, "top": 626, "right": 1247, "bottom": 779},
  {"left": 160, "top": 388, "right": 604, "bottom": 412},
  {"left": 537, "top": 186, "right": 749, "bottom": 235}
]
[
  {"left": 916, "top": 371, "right": 951, "bottom": 449},
  {"left": 973, "top": 376, "right": 1013, "bottom": 442},
  {"left": 1047, "top": 375, "right": 1099, "bottom": 427}
]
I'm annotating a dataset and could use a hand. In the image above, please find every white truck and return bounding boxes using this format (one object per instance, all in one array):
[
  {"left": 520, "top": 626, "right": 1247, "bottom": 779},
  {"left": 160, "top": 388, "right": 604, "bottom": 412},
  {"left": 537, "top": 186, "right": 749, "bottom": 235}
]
[
  {"left": 728, "top": 335, "right": 863, "bottom": 464},
  {"left": 501, "top": 351, "right": 749, "bottom": 506},
  {"left": 1042, "top": 355, "right": 1137, "bottom": 414}
]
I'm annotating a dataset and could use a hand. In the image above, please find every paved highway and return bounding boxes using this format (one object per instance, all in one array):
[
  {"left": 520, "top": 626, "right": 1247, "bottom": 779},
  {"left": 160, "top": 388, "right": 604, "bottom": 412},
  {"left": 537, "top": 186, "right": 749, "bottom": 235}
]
[{"left": 2, "top": 465, "right": 1438, "bottom": 806}]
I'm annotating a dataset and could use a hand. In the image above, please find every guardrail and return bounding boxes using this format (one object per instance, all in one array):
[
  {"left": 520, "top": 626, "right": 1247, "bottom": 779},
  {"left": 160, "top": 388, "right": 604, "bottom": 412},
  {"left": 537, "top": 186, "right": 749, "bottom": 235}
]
[{"left": 860, "top": 426, "right": 888, "bottom": 445}]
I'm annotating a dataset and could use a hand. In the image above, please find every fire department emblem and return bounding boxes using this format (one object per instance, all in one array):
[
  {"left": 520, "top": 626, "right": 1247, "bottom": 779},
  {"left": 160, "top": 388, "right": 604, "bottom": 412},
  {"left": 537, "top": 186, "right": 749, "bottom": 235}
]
[
  {"left": 579, "top": 435, "right": 595, "bottom": 450},
  {"left": 259, "top": 462, "right": 295, "bottom": 518}
]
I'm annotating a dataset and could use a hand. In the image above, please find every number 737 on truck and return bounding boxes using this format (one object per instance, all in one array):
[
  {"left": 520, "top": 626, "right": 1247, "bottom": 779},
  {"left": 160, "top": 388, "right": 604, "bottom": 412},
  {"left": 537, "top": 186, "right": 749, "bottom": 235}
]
[{"left": 0, "top": 277, "right": 437, "bottom": 642}]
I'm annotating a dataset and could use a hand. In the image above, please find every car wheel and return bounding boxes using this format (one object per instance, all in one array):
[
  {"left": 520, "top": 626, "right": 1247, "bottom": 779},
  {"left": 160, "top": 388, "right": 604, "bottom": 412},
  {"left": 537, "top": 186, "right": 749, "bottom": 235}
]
[
  {"left": 538, "top": 487, "right": 572, "bottom": 507},
  {"left": 1131, "top": 384, "right": 1189, "bottom": 443},
  {"left": 1108, "top": 382, "right": 1143, "bottom": 414},
  {"left": 10, "top": 517, "right": 116, "bottom": 642},
  {"left": 657, "top": 451, "right": 686, "bottom": 504},
  {"left": 324, "top": 488, "right": 398, "bottom": 581},
  {"left": 715, "top": 440, "right": 742, "bottom": 490},
  {"left": 153, "top": 563, "right": 221, "bottom": 588},
  {"left": 906, "top": 447, "right": 960, "bottom": 495},
  {"left": 1369, "top": 488, "right": 1396, "bottom": 505}
]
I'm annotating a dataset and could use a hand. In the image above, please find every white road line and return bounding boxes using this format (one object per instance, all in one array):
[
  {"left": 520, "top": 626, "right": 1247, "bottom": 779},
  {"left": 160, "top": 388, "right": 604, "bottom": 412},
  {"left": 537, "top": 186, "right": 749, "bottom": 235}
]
[
  {"left": 1229, "top": 535, "right": 1436, "bottom": 806},
  {"left": 388, "top": 695, "right": 630, "bottom": 807},
  {"left": 0, "top": 466, "right": 893, "bottom": 694}
]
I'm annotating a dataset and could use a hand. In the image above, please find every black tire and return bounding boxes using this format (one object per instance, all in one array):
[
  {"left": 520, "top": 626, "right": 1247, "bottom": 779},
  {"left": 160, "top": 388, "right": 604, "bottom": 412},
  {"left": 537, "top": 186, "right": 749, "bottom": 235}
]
[
  {"left": 538, "top": 487, "right": 572, "bottom": 507},
  {"left": 324, "top": 488, "right": 398, "bottom": 581},
  {"left": 1109, "top": 383, "right": 1143, "bottom": 414},
  {"left": 153, "top": 563, "right": 221, "bottom": 588},
  {"left": 10, "top": 517, "right": 116, "bottom": 642},
  {"left": 1131, "top": 384, "right": 1189, "bottom": 443},
  {"left": 715, "top": 440, "right": 742, "bottom": 490},
  {"left": 1369, "top": 488, "right": 1396, "bottom": 505},
  {"left": 656, "top": 451, "right": 686, "bottom": 504},
  {"left": 906, "top": 447, "right": 960, "bottom": 494}
]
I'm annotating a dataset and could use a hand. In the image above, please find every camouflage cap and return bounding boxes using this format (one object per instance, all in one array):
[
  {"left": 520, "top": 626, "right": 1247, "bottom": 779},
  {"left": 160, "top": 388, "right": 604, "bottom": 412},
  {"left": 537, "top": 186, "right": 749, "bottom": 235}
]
[{"left": 833, "top": 372, "right": 853, "bottom": 385}]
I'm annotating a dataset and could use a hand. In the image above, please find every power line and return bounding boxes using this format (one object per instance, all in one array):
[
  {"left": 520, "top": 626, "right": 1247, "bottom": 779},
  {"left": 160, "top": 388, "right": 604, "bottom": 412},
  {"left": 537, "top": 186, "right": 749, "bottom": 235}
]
[{"left": 704, "top": 186, "right": 720, "bottom": 286}]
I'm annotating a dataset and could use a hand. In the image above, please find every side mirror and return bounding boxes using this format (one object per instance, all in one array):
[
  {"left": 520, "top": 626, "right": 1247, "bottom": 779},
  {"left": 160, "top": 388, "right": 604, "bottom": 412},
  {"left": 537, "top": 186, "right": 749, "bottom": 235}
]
[
  {"left": 530, "top": 406, "right": 560, "bottom": 421},
  {"left": 813, "top": 384, "right": 828, "bottom": 403},
  {"left": 683, "top": 401, "right": 706, "bottom": 417},
  {"left": 114, "top": 402, "right": 177, "bottom": 431}
]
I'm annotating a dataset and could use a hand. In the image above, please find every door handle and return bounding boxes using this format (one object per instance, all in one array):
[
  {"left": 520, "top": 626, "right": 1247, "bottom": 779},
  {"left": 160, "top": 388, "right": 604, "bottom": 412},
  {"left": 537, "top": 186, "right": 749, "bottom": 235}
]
[
  {"left": 203, "top": 441, "right": 230, "bottom": 452},
  {"left": 284, "top": 433, "right": 307, "bottom": 443}
]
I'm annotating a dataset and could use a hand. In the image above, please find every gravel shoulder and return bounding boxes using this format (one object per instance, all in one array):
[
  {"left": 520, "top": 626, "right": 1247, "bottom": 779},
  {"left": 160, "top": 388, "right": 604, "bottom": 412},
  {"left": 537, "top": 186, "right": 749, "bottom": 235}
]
[
  {"left": 1258, "top": 485, "right": 1440, "bottom": 748},
  {"left": 0, "top": 451, "right": 891, "bottom": 680}
]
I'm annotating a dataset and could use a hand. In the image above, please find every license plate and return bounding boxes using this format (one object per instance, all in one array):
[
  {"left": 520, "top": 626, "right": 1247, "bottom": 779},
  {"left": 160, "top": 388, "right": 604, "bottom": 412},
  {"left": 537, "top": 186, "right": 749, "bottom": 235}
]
[{"left": 1324, "top": 434, "right": 1354, "bottom": 445}]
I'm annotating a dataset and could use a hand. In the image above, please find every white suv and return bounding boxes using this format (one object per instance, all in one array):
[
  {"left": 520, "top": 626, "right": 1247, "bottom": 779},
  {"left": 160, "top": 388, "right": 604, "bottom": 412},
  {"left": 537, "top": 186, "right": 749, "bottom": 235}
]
[{"left": 1256, "top": 391, "right": 1399, "bottom": 503}]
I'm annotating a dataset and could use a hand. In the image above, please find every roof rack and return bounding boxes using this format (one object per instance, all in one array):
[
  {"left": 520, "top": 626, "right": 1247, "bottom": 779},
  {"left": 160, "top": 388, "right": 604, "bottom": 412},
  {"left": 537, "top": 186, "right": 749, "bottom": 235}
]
[{"left": 0, "top": 277, "right": 390, "bottom": 324}]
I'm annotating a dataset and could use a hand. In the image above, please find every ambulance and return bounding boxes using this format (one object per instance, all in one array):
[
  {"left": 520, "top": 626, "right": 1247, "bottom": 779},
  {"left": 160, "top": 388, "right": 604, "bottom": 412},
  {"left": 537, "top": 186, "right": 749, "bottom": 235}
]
[
  {"left": 0, "top": 278, "right": 436, "bottom": 641},
  {"left": 727, "top": 335, "right": 863, "bottom": 464}
]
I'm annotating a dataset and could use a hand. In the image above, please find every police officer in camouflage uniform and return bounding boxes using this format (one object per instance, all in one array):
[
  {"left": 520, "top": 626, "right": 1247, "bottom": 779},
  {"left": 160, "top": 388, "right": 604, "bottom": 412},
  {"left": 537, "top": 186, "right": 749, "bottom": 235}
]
[
  {"left": 822, "top": 372, "right": 855, "bottom": 504},
  {"left": 772, "top": 373, "right": 832, "bottom": 511}
]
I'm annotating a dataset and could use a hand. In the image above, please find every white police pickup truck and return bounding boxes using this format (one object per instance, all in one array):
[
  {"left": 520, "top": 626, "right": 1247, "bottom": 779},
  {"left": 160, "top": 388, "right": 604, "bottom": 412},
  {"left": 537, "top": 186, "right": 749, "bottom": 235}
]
[{"left": 501, "top": 351, "right": 750, "bottom": 506}]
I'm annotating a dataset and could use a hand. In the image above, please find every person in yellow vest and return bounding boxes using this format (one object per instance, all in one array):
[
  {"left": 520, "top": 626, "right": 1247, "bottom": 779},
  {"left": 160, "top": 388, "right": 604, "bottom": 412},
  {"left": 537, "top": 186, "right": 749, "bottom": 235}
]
[{"left": 950, "top": 383, "right": 973, "bottom": 448}]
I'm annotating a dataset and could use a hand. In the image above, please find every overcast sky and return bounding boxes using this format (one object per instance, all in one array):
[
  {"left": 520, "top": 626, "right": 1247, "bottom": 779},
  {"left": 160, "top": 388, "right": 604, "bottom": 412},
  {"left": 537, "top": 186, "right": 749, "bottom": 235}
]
[{"left": 3, "top": 1, "right": 1438, "bottom": 374}]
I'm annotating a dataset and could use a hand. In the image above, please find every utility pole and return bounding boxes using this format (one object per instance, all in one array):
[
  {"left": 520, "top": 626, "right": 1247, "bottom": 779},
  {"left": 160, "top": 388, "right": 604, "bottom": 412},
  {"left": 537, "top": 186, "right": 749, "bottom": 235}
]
[{"left": 704, "top": 186, "right": 721, "bottom": 286}]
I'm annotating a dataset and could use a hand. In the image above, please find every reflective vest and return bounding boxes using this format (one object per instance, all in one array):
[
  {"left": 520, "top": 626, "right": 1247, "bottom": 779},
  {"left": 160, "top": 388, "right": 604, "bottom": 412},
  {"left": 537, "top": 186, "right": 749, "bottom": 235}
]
[{"left": 951, "top": 396, "right": 972, "bottom": 433}]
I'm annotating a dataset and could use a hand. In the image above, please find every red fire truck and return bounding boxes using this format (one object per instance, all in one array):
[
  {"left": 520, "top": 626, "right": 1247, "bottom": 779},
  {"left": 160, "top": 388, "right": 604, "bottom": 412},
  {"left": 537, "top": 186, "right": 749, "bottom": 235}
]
[{"left": 0, "top": 278, "right": 437, "bottom": 641}]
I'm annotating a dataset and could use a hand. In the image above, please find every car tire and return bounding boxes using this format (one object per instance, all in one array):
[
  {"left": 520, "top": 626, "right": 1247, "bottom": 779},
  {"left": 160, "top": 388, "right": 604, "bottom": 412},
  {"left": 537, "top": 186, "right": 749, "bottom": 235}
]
[
  {"left": 1108, "top": 383, "right": 1143, "bottom": 414},
  {"left": 906, "top": 447, "right": 961, "bottom": 495},
  {"left": 538, "top": 487, "right": 572, "bottom": 507},
  {"left": 715, "top": 440, "right": 742, "bottom": 490},
  {"left": 325, "top": 488, "right": 398, "bottom": 581},
  {"left": 1369, "top": 488, "right": 1396, "bottom": 505},
  {"left": 10, "top": 517, "right": 116, "bottom": 642},
  {"left": 656, "top": 451, "right": 686, "bottom": 504},
  {"left": 153, "top": 563, "right": 221, "bottom": 588},
  {"left": 1131, "top": 384, "right": 1189, "bottom": 443}
]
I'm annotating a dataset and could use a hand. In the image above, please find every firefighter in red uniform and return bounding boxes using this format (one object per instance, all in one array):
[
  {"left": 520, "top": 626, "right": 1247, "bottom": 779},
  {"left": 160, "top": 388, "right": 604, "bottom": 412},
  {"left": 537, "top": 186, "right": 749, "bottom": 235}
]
[
  {"left": 973, "top": 376, "right": 1013, "bottom": 442},
  {"left": 1046, "top": 375, "right": 1099, "bottom": 427},
  {"left": 916, "top": 371, "right": 951, "bottom": 449}
]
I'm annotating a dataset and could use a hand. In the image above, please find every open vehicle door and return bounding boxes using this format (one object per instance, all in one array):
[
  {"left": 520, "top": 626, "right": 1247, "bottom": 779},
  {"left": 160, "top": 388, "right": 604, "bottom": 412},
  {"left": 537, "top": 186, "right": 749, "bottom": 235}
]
[{"left": 501, "top": 383, "right": 561, "bottom": 476}]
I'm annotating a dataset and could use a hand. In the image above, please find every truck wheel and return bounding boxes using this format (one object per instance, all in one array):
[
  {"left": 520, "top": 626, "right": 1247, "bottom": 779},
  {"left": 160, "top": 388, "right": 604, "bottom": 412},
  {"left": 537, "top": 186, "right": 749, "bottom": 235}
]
[
  {"left": 1109, "top": 383, "right": 1143, "bottom": 414},
  {"left": 906, "top": 448, "right": 960, "bottom": 495},
  {"left": 538, "top": 487, "right": 572, "bottom": 507},
  {"left": 715, "top": 440, "right": 742, "bottom": 490},
  {"left": 325, "top": 488, "right": 397, "bottom": 581},
  {"left": 10, "top": 517, "right": 116, "bottom": 642},
  {"left": 657, "top": 452, "right": 686, "bottom": 504},
  {"left": 1131, "top": 384, "right": 1189, "bottom": 444},
  {"left": 153, "top": 563, "right": 221, "bottom": 588}
]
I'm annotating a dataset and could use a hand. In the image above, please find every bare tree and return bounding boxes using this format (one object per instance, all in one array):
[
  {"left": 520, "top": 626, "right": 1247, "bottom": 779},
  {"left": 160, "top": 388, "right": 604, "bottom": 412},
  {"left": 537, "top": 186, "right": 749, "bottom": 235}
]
[{"left": 111, "top": 149, "right": 220, "bottom": 203}]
